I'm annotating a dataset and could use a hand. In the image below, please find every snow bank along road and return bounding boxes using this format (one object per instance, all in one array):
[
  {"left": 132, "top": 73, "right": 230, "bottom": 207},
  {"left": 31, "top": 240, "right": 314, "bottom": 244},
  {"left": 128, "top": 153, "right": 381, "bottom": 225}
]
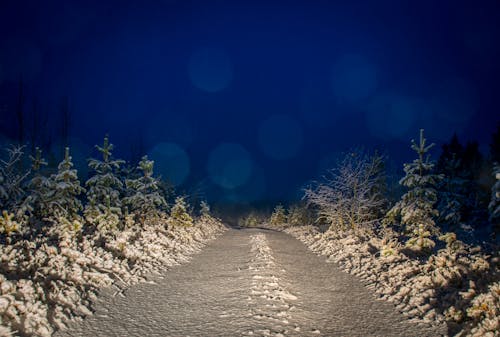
[{"left": 56, "top": 228, "right": 446, "bottom": 336}]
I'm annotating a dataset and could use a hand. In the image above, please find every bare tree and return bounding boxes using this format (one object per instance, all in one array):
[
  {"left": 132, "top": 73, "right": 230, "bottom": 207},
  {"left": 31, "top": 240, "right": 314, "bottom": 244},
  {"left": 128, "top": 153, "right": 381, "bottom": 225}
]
[{"left": 304, "top": 150, "right": 387, "bottom": 234}]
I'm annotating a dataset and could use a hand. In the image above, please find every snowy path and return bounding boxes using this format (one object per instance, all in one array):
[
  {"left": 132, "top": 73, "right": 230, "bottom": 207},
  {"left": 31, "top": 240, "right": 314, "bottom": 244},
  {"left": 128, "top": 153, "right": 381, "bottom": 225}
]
[{"left": 56, "top": 228, "right": 445, "bottom": 337}]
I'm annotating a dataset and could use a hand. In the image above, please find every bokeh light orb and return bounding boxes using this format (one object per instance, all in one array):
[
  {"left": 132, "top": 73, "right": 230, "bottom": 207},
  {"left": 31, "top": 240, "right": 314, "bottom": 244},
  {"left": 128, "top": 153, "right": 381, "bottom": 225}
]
[
  {"left": 363, "top": 94, "right": 417, "bottom": 140},
  {"left": 207, "top": 143, "right": 253, "bottom": 189},
  {"left": 331, "top": 54, "right": 378, "bottom": 103},
  {"left": 148, "top": 142, "right": 190, "bottom": 186},
  {"left": 188, "top": 47, "right": 233, "bottom": 92},
  {"left": 258, "top": 114, "right": 303, "bottom": 160}
]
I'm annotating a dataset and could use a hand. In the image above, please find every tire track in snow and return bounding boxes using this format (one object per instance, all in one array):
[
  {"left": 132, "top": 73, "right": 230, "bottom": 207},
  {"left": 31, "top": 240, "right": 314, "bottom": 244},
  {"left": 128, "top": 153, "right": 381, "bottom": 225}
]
[{"left": 244, "top": 233, "right": 310, "bottom": 336}]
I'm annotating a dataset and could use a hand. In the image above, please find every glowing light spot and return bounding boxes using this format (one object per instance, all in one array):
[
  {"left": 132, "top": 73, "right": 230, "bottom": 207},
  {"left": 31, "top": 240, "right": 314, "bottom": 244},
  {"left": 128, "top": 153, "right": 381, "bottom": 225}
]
[
  {"left": 207, "top": 143, "right": 253, "bottom": 189},
  {"left": 363, "top": 94, "right": 417, "bottom": 140},
  {"left": 331, "top": 54, "right": 378, "bottom": 103},
  {"left": 148, "top": 143, "right": 190, "bottom": 186},
  {"left": 258, "top": 114, "right": 303, "bottom": 160},
  {"left": 188, "top": 47, "right": 233, "bottom": 92}
]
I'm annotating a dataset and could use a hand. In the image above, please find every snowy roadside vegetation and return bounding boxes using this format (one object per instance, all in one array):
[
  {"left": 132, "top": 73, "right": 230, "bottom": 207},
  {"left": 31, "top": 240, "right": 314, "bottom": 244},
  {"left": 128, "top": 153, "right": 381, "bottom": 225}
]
[
  {"left": 262, "top": 129, "right": 499, "bottom": 337},
  {"left": 0, "top": 137, "right": 225, "bottom": 336}
]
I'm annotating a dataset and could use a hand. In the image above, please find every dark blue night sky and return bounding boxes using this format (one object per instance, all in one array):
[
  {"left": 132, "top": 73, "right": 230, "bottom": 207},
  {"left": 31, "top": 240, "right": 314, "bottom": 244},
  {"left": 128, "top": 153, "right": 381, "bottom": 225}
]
[{"left": 1, "top": 0, "right": 499, "bottom": 204}]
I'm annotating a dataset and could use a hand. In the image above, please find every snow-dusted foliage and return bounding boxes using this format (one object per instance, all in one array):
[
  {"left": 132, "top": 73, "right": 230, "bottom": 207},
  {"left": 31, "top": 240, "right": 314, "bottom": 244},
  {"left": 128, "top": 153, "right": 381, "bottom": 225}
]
[
  {"left": 239, "top": 212, "right": 260, "bottom": 228},
  {"left": 84, "top": 136, "right": 125, "bottom": 229},
  {"left": 25, "top": 147, "right": 51, "bottom": 220},
  {"left": 167, "top": 196, "right": 193, "bottom": 227},
  {"left": 287, "top": 203, "right": 314, "bottom": 227},
  {"left": 45, "top": 147, "right": 85, "bottom": 221},
  {"left": 0, "top": 140, "right": 226, "bottom": 336},
  {"left": 284, "top": 225, "right": 499, "bottom": 337},
  {"left": 437, "top": 156, "right": 469, "bottom": 236},
  {"left": 0, "top": 145, "right": 30, "bottom": 219},
  {"left": 385, "top": 129, "right": 442, "bottom": 252},
  {"left": 269, "top": 204, "right": 287, "bottom": 228},
  {"left": 304, "top": 150, "right": 386, "bottom": 233},
  {"left": 124, "top": 156, "right": 166, "bottom": 223},
  {"left": 489, "top": 163, "right": 500, "bottom": 241}
]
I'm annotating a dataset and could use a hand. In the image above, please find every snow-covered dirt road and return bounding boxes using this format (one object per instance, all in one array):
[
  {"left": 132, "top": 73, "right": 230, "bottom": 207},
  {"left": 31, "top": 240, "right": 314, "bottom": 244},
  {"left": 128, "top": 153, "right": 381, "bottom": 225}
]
[{"left": 56, "top": 228, "right": 446, "bottom": 336}]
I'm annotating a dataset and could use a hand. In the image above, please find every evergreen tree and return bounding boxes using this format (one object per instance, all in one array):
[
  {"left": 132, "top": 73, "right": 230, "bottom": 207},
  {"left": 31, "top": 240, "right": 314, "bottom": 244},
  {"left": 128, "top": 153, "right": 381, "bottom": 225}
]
[
  {"left": 436, "top": 134, "right": 467, "bottom": 231},
  {"left": 26, "top": 147, "right": 51, "bottom": 219},
  {"left": 385, "top": 129, "right": 442, "bottom": 252},
  {"left": 168, "top": 196, "right": 193, "bottom": 227},
  {"left": 489, "top": 122, "right": 500, "bottom": 164},
  {"left": 437, "top": 133, "right": 464, "bottom": 173},
  {"left": 46, "top": 147, "right": 85, "bottom": 220},
  {"left": 200, "top": 200, "right": 210, "bottom": 216},
  {"left": 123, "top": 156, "right": 166, "bottom": 221},
  {"left": 270, "top": 204, "right": 287, "bottom": 227},
  {"left": 462, "top": 141, "right": 490, "bottom": 227},
  {"left": 84, "top": 135, "right": 125, "bottom": 224},
  {"left": 489, "top": 164, "right": 500, "bottom": 241},
  {"left": 437, "top": 154, "right": 468, "bottom": 233}
]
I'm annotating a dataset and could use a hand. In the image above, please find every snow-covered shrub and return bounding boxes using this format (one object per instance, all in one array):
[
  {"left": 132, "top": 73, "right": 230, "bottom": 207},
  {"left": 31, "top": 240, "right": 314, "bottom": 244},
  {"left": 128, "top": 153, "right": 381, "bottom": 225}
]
[
  {"left": 384, "top": 129, "right": 442, "bottom": 253},
  {"left": 167, "top": 196, "right": 193, "bottom": 227},
  {"left": 304, "top": 150, "right": 387, "bottom": 233},
  {"left": 0, "top": 211, "right": 19, "bottom": 237},
  {"left": 284, "top": 223, "right": 499, "bottom": 337},
  {"left": 239, "top": 212, "right": 260, "bottom": 228},
  {"left": 287, "top": 203, "right": 314, "bottom": 227},
  {"left": 124, "top": 156, "right": 166, "bottom": 223},
  {"left": 269, "top": 204, "right": 287, "bottom": 228}
]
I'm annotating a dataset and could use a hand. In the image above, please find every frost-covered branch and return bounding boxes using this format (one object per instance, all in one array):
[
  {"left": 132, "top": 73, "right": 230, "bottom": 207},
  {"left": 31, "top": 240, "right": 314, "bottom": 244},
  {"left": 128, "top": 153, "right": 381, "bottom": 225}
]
[{"left": 304, "top": 150, "right": 387, "bottom": 233}]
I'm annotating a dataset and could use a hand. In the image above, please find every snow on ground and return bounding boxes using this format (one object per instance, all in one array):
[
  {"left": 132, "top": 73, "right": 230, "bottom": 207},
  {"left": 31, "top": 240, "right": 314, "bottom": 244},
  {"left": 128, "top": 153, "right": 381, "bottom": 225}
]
[
  {"left": 284, "top": 225, "right": 499, "bottom": 337},
  {"left": 55, "top": 228, "right": 444, "bottom": 337},
  {"left": 0, "top": 217, "right": 226, "bottom": 336}
]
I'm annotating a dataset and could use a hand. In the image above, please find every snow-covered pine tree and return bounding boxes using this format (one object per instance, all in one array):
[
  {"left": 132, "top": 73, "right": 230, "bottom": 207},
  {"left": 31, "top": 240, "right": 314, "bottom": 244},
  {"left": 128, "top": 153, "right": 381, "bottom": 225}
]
[
  {"left": 270, "top": 204, "right": 287, "bottom": 228},
  {"left": 84, "top": 135, "right": 125, "bottom": 228},
  {"left": 25, "top": 147, "right": 51, "bottom": 220},
  {"left": 168, "top": 196, "right": 193, "bottom": 227},
  {"left": 384, "top": 129, "right": 442, "bottom": 253},
  {"left": 488, "top": 163, "right": 500, "bottom": 241},
  {"left": 124, "top": 155, "right": 166, "bottom": 223},
  {"left": 46, "top": 147, "right": 85, "bottom": 220},
  {"left": 200, "top": 200, "right": 210, "bottom": 218}
]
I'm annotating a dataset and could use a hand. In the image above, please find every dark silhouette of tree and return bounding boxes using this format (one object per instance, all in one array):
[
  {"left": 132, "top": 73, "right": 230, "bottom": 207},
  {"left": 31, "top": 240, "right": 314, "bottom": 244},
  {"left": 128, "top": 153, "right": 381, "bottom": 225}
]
[
  {"left": 437, "top": 133, "right": 464, "bottom": 174},
  {"left": 15, "top": 78, "right": 25, "bottom": 145},
  {"left": 60, "top": 96, "right": 70, "bottom": 157},
  {"left": 490, "top": 122, "right": 500, "bottom": 164}
]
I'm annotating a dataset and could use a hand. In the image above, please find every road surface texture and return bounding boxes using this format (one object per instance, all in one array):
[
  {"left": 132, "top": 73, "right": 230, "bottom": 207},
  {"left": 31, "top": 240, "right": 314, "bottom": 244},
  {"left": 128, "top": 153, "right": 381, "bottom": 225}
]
[{"left": 56, "top": 228, "right": 446, "bottom": 337}]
